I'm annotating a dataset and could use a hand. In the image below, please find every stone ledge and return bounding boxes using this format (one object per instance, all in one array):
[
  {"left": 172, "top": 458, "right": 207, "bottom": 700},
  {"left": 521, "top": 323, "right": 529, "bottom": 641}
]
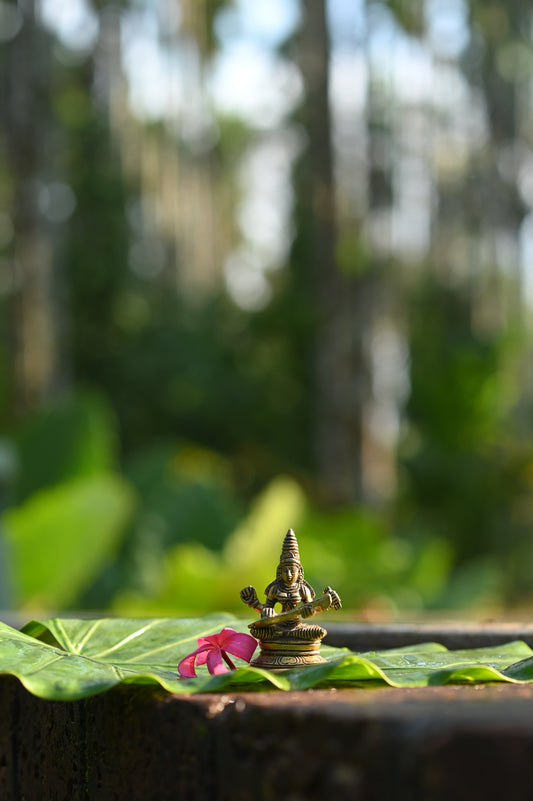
[{"left": 3, "top": 676, "right": 533, "bottom": 800}]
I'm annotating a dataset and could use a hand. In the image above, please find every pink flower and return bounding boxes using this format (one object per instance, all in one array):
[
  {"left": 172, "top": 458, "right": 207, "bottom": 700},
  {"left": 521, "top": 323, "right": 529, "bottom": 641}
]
[{"left": 178, "top": 627, "right": 258, "bottom": 678}]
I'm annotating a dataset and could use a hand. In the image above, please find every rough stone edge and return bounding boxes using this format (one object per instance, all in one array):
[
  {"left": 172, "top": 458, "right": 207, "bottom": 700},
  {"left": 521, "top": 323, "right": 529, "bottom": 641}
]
[{"left": 3, "top": 676, "right": 533, "bottom": 800}]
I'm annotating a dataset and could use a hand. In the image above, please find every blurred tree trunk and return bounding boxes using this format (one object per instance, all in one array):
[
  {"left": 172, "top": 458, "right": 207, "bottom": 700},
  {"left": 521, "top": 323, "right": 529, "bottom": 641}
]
[
  {"left": 2, "top": 1, "right": 60, "bottom": 416},
  {"left": 298, "top": 0, "right": 370, "bottom": 505},
  {"left": 458, "top": 1, "right": 526, "bottom": 326}
]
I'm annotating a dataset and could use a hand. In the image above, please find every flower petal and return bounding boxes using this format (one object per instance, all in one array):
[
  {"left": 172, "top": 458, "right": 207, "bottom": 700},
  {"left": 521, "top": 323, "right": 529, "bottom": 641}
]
[
  {"left": 207, "top": 647, "right": 228, "bottom": 674},
  {"left": 216, "top": 627, "right": 239, "bottom": 646},
  {"left": 178, "top": 652, "right": 199, "bottom": 678},
  {"left": 178, "top": 629, "right": 258, "bottom": 678},
  {"left": 195, "top": 648, "right": 209, "bottom": 666},
  {"left": 218, "top": 629, "right": 258, "bottom": 662},
  {"left": 177, "top": 643, "right": 211, "bottom": 678},
  {"left": 197, "top": 635, "right": 217, "bottom": 648}
]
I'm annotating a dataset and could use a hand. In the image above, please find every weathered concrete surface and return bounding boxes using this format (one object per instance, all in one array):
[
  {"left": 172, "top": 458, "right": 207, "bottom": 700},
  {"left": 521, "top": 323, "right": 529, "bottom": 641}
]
[{"left": 3, "top": 675, "right": 533, "bottom": 800}]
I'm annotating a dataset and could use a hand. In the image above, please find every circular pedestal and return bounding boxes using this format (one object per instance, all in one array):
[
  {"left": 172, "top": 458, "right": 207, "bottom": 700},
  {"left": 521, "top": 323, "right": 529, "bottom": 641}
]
[{"left": 250, "top": 637, "right": 327, "bottom": 670}]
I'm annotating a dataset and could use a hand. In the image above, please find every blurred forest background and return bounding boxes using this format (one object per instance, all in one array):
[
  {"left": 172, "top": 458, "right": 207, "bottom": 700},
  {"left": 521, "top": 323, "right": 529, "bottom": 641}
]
[{"left": 2, "top": 0, "right": 533, "bottom": 618}]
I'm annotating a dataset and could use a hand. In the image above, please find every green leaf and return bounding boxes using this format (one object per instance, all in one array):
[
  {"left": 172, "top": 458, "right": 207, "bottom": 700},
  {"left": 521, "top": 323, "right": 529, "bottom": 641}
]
[
  {"left": 11, "top": 392, "right": 119, "bottom": 504},
  {"left": 0, "top": 614, "right": 283, "bottom": 699},
  {"left": 0, "top": 616, "right": 530, "bottom": 701},
  {"left": 2, "top": 475, "right": 136, "bottom": 608}
]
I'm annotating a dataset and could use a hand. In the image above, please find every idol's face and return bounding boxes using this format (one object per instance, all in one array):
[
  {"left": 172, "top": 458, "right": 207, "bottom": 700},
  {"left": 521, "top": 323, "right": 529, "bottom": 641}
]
[{"left": 281, "top": 562, "right": 298, "bottom": 586}]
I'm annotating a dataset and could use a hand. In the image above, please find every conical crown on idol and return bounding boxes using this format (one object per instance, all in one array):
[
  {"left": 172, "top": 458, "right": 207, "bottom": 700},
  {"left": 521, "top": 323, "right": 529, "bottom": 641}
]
[{"left": 279, "top": 528, "right": 301, "bottom": 565}]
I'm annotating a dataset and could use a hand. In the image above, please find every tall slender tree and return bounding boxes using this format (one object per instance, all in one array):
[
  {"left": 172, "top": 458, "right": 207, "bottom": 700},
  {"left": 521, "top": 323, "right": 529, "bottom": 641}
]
[
  {"left": 296, "top": 0, "right": 374, "bottom": 505},
  {"left": 2, "top": 1, "right": 61, "bottom": 416}
]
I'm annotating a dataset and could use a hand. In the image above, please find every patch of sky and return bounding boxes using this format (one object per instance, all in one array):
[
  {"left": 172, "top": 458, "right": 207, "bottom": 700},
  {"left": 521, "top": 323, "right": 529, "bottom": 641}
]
[
  {"left": 121, "top": 7, "right": 179, "bottom": 121},
  {"left": 39, "top": 0, "right": 99, "bottom": 52},
  {"left": 425, "top": 0, "right": 470, "bottom": 60},
  {"left": 214, "top": 0, "right": 300, "bottom": 49},
  {"left": 207, "top": 43, "right": 302, "bottom": 129},
  {"left": 327, "top": 0, "right": 366, "bottom": 50},
  {"left": 208, "top": 0, "right": 302, "bottom": 129}
]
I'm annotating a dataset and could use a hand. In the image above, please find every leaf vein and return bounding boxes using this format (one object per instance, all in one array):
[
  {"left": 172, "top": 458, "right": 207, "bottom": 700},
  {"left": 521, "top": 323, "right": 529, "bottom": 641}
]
[
  {"left": 91, "top": 620, "right": 164, "bottom": 659},
  {"left": 76, "top": 619, "right": 105, "bottom": 653},
  {"left": 54, "top": 619, "right": 73, "bottom": 652},
  {"left": 126, "top": 620, "right": 237, "bottom": 663}
]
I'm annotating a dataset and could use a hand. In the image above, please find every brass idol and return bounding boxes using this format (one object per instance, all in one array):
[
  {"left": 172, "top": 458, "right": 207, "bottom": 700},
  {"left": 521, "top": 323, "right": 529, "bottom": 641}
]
[{"left": 240, "top": 528, "right": 341, "bottom": 669}]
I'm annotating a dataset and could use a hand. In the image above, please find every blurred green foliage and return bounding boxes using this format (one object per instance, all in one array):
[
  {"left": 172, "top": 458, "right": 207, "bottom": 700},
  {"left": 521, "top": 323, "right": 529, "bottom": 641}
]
[
  {"left": 0, "top": 393, "right": 136, "bottom": 609},
  {"left": 2, "top": 398, "right": 452, "bottom": 615},
  {"left": 9, "top": 393, "right": 119, "bottom": 504},
  {"left": 3, "top": 0, "right": 533, "bottom": 620},
  {"left": 3, "top": 474, "right": 135, "bottom": 609},
  {"left": 0, "top": 386, "right": 518, "bottom": 616},
  {"left": 398, "top": 280, "right": 533, "bottom": 607}
]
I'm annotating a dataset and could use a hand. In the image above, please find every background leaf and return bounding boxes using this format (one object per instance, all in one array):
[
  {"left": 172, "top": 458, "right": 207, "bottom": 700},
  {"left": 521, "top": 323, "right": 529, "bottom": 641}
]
[
  {"left": 9, "top": 392, "right": 120, "bottom": 504},
  {"left": 2, "top": 476, "right": 136, "bottom": 608}
]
